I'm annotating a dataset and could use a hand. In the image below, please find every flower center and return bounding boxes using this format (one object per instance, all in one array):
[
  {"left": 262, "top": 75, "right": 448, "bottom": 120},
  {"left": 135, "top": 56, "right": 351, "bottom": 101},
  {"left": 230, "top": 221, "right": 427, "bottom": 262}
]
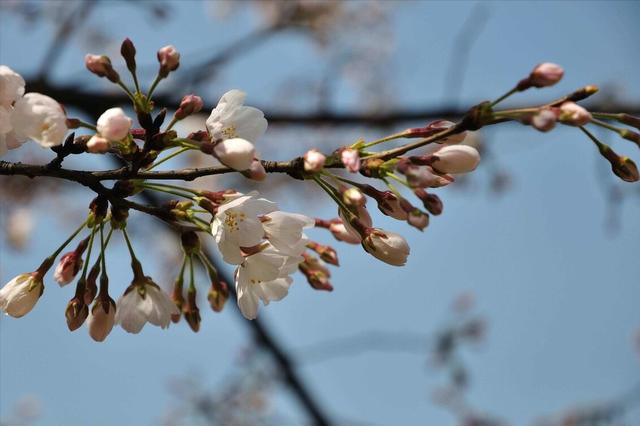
[
  {"left": 224, "top": 210, "right": 246, "bottom": 232},
  {"left": 222, "top": 125, "right": 237, "bottom": 139}
]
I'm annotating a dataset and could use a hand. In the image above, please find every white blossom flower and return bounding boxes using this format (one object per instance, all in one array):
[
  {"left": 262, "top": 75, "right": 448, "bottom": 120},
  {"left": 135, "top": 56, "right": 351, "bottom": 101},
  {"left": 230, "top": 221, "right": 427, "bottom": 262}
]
[
  {"left": 12, "top": 93, "right": 67, "bottom": 148},
  {"left": 235, "top": 245, "right": 301, "bottom": 320},
  {"left": 211, "top": 195, "right": 277, "bottom": 264},
  {"left": 0, "top": 106, "right": 25, "bottom": 156},
  {"left": 88, "top": 298, "right": 116, "bottom": 342},
  {"left": 431, "top": 145, "right": 480, "bottom": 174},
  {"left": 115, "top": 282, "right": 179, "bottom": 333},
  {"left": 0, "top": 273, "right": 43, "bottom": 318},
  {"left": 213, "top": 137, "right": 256, "bottom": 170},
  {"left": 261, "top": 211, "right": 314, "bottom": 255},
  {"left": 341, "top": 148, "right": 361, "bottom": 172},
  {"left": 206, "top": 89, "right": 267, "bottom": 143},
  {"left": 0, "top": 65, "right": 25, "bottom": 107},
  {"left": 86, "top": 135, "right": 111, "bottom": 153},
  {"left": 329, "top": 222, "right": 361, "bottom": 244},
  {"left": 362, "top": 229, "right": 410, "bottom": 266},
  {"left": 96, "top": 107, "right": 132, "bottom": 141}
]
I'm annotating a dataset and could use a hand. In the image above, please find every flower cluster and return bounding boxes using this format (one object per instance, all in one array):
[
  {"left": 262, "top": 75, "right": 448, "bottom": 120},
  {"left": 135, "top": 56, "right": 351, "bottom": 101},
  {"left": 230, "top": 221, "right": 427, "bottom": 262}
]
[{"left": 1, "top": 41, "right": 639, "bottom": 341}]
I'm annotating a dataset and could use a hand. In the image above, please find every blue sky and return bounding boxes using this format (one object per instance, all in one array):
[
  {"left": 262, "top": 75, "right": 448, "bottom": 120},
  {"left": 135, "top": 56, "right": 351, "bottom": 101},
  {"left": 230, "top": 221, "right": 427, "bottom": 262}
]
[{"left": 1, "top": 1, "right": 639, "bottom": 425}]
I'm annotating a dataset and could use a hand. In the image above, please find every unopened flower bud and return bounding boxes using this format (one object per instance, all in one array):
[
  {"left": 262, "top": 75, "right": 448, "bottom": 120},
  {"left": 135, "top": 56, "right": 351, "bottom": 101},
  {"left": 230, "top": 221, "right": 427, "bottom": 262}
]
[
  {"left": 84, "top": 54, "right": 120, "bottom": 83},
  {"left": 430, "top": 145, "right": 480, "bottom": 174},
  {"left": 406, "top": 120, "right": 467, "bottom": 144},
  {"left": 299, "top": 253, "right": 333, "bottom": 291},
  {"left": 84, "top": 265, "right": 99, "bottom": 305},
  {"left": 328, "top": 221, "right": 361, "bottom": 244},
  {"left": 96, "top": 107, "right": 132, "bottom": 141},
  {"left": 593, "top": 140, "right": 639, "bottom": 182},
  {"left": 157, "top": 45, "right": 180, "bottom": 78},
  {"left": 620, "top": 129, "right": 640, "bottom": 149},
  {"left": 618, "top": 114, "right": 640, "bottom": 131},
  {"left": 0, "top": 273, "right": 43, "bottom": 317},
  {"left": 208, "top": 280, "right": 229, "bottom": 313},
  {"left": 304, "top": 149, "right": 326, "bottom": 172},
  {"left": 531, "top": 108, "right": 557, "bottom": 132},
  {"left": 120, "top": 38, "right": 137, "bottom": 73},
  {"left": 88, "top": 296, "right": 116, "bottom": 342},
  {"left": 404, "top": 165, "right": 453, "bottom": 188},
  {"left": 170, "top": 281, "right": 184, "bottom": 323},
  {"left": 343, "top": 187, "right": 366, "bottom": 207},
  {"left": 86, "top": 135, "right": 111, "bottom": 153},
  {"left": 414, "top": 189, "right": 443, "bottom": 215},
  {"left": 559, "top": 102, "right": 592, "bottom": 126},
  {"left": 54, "top": 252, "right": 83, "bottom": 286},
  {"left": 183, "top": 289, "right": 201, "bottom": 333},
  {"left": 65, "top": 295, "right": 89, "bottom": 331},
  {"left": 407, "top": 209, "right": 429, "bottom": 231},
  {"left": 529, "top": 63, "right": 564, "bottom": 88},
  {"left": 307, "top": 241, "right": 339, "bottom": 266},
  {"left": 341, "top": 148, "right": 361, "bottom": 172},
  {"left": 376, "top": 191, "right": 408, "bottom": 220},
  {"left": 245, "top": 159, "right": 267, "bottom": 181},
  {"left": 362, "top": 229, "right": 410, "bottom": 267},
  {"left": 213, "top": 137, "right": 255, "bottom": 170},
  {"left": 174, "top": 94, "right": 203, "bottom": 120}
]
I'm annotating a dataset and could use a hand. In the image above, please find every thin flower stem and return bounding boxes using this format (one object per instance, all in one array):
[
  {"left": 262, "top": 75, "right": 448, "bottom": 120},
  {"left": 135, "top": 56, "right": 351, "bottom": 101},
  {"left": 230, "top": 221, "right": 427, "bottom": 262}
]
[
  {"left": 579, "top": 126, "right": 607, "bottom": 150},
  {"left": 79, "top": 225, "right": 97, "bottom": 280},
  {"left": 490, "top": 87, "right": 519, "bottom": 107},
  {"left": 99, "top": 223, "right": 107, "bottom": 272},
  {"left": 364, "top": 126, "right": 459, "bottom": 161},
  {"left": 188, "top": 255, "right": 196, "bottom": 291},
  {"left": 131, "top": 72, "right": 141, "bottom": 94},
  {"left": 382, "top": 178, "right": 403, "bottom": 199},
  {"left": 361, "top": 131, "right": 410, "bottom": 149},
  {"left": 197, "top": 252, "right": 218, "bottom": 282},
  {"left": 146, "top": 147, "right": 191, "bottom": 171},
  {"left": 142, "top": 184, "right": 194, "bottom": 199},
  {"left": 191, "top": 216, "right": 211, "bottom": 229},
  {"left": 592, "top": 112, "right": 621, "bottom": 121},
  {"left": 122, "top": 227, "right": 139, "bottom": 263},
  {"left": 165, "top": 117, "right": 179, "bottom": 132},
  {"left": 147, "top": 74, "right": 162, "bottom": 100},
  {"left": 312, "top": 175, "right": 353, "bottom": 217},
  {"left": 591, "top": 118, "right": 624, "bottom": 134},
  {"left": 144, "top": 182, "right": 200, "bottom": 195},
  {"left": 116, "top": 81, "right": 137, "bottom": 103},
  {"left": 322, "top": 172, "right": 365, "bottom": 189},
  {"left": 386, "top": 173, "right": 411, "bottom": 189},
  {"left": 49, "top": 219, "right": 88, "bottom": 261},
  {"left": 76, "top": 121, "right": 97, "bottom": 131}
]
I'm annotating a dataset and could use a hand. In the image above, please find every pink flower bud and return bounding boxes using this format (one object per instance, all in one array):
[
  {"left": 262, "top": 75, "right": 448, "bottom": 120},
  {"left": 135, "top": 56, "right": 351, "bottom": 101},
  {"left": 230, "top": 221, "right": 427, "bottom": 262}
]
[
  {"left": 342, "top": 188, "right": 366, "bottom": 207},
  {"left": 304, "top": 149, "right": 326, "bottom": 172},
  {"left": 406, "top": 120, "right": 467, "bottom": 144},
  {"left": 174, "top": 94, "right": 204, "bottom": 120},
  {"left": 407, "top": 210, "right": 429, "bottom": 231},
  {"left": 213, "top": 137, "right": 255, "bottom": 170},
  {"left": 96, "top": 107, "right": 132, "bottom": 141},
  {"left": 157, "top": 45, "right": 180, "bottom": 77},
  {"left": 430, "top": 145, "right": 480, "bottom": 174},
  {"left": 559, "top": 102, "right": 592, "bottom": 126},
  {"left": 531, "top": 109, "right": 557, "bottom": 132},
  {"left": 341, "top": 148, "right": 361, "bottom": 172},
  {"left": 404, "top": 165, "right": 453, "bottom": 188},
  {"left": 88, "top": 297, "right": 116, "bottom": 342},
  {"left": 414, "top": 189, "right": 443, "bottom": 215},
  {"left": 86, "top": 135, "right": 111, "bottom": 153},
  {"left": 246, "top": 159, "right": 267, "bottom": 181},
  {"left": 84, "top": 54, "right": 119, "bottom": 83},
  {"left": 54, "top": 252, "right": 83, "bottom": 286},
  {"left": 362, "top": 228, "right": 410, "bottom": 266},
  {"left": 529, "top": 62, "right": 564, "bottom": 88},
  {"left": 329, "top": 222, "right": 361, "bottom": 244},
  {"left": 376, "top": 191, "right": 408, "bottom": 220}
]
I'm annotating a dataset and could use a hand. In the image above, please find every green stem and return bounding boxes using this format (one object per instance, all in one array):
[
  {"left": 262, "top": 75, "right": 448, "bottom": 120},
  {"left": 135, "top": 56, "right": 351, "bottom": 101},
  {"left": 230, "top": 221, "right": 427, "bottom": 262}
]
[
  {"left": 591, "top": 118, "right": 624, "bottom": 134},
  {"left": 144, "top": 182, "right": 200, "bottom": 195},
  {"left": 99, "top": 223, "right": 107, "bottom": 273},
  {"left": 188, "top": 255, "right": 195, "bottom": 292},
  {"left": 116, "top": 81, "right": 137, "bottom": 103},
  {"left": 76, "top": 121, "right": 97, "bottom": 132},
  {"left": 592, "top": 112, "right": 621, "bottom": 121},
  {"left": 197, "top": 252, "right": 218, "bottom": 282},
  {"left": 361, "top": 130, "right": 410, "bottom": 149},
  {"left": 147, "top": 74, "right": 163, "bottom": 100},
  {"left": 79, "top": 225, "right": 97, "bottom": 281},
  {"left": 363, "top": 125, "right": 459, "bottom": 162},
  {"left": 165, "top": 117, "right": 179, "bottom": 132},
  {"left": 490, "top": 87, "right": 519, "bottom": 107},
  {"left": 49, "top": 220, "right": 88, "bottom": 261},
  {"left": 142, "top": 184, "right": 194, "bottom": 199},
  {"left": 122, "top": 227, "right": 138, "bottom": 263},
  {"left": 312, "top": 175, "right": 354, "bottom": 218},
  {"left": 386, "top": 173, "right": 412, "bottom": 189}
]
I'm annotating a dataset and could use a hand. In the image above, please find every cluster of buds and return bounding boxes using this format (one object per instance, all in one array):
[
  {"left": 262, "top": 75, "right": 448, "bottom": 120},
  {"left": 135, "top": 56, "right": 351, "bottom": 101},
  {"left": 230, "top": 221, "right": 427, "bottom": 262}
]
[{"left": 2, "top": 39, "right": 639, "bottom": 340}]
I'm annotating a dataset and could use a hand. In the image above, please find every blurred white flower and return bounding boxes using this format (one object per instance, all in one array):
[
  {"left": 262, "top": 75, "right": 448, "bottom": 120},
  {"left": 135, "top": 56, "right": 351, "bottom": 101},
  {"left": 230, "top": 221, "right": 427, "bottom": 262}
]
[
  {"left": 4, "top": 207, "right": 33, "bottom": 249},
  {"left": 0, "top": 65, "right": 25, "bottom": 107},
  {"left": 115, "top": 282, "right": 179, "bottom": 333},
  {"left": 12, "top": 93, "right": 67, "bottom": 148},
  {"left": 0, "top": 273, "right": 43, "bottom": 318}
]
